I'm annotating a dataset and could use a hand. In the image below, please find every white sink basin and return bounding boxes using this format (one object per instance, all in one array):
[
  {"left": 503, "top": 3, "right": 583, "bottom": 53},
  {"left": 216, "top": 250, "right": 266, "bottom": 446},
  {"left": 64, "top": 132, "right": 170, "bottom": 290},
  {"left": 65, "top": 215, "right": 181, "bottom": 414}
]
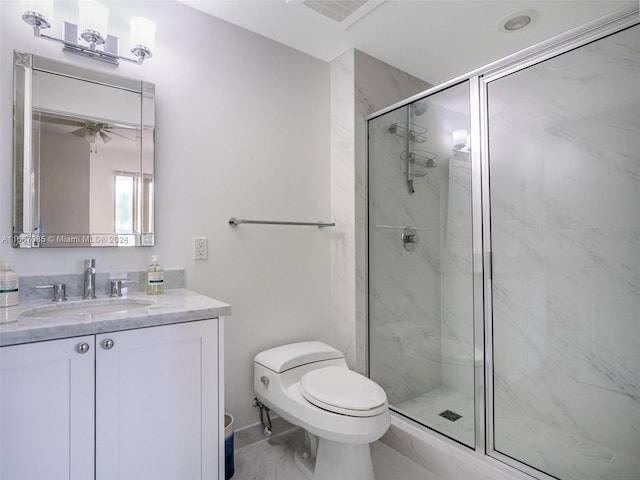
[{"left": 21, "top": 298, "right": 156, "bottom": 319}]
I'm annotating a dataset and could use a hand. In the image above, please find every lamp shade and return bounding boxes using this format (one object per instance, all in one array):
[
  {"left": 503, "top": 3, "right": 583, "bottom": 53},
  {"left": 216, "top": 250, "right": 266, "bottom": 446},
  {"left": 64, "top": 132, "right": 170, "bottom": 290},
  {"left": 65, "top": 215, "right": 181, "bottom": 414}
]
[
  {"left": 78, "top": 0, "right": 108, "bottom": 38},
  {"left": 452, "top": 129, "right": 468, "bottom": 149},
  {"left": 130, "top": 17, "right": 156, "bottom": 53}
]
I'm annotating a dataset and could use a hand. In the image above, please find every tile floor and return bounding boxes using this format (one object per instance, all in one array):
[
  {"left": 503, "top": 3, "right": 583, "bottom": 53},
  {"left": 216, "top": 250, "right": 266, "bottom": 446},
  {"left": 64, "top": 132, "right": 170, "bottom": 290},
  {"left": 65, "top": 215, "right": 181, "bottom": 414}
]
[{"left": 232, "top": 427, "right": 438, "bottom": 480}]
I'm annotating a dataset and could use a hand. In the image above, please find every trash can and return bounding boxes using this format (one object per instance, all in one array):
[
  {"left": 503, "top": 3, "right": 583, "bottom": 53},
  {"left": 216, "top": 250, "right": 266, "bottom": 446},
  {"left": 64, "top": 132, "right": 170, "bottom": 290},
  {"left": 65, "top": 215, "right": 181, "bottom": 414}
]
[{"left": 225, "top": 413, "right": 234, "bottom": 479}]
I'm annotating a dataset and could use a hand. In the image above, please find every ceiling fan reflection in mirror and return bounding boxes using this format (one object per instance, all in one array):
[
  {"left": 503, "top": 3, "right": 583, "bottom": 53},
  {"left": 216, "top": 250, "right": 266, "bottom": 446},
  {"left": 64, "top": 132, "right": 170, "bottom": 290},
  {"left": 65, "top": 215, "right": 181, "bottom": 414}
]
[
  {"left": 39, "top": 113, "right": 138, "bottom": 154},
  {"left": 70, "top": 122, "right": 135, "bottom": 153}
]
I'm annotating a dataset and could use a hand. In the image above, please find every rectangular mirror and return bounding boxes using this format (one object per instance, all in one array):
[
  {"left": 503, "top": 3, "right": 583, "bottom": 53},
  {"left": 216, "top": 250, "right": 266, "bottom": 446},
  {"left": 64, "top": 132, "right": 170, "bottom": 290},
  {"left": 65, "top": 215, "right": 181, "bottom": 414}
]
[{"left": 13, "top": 50, "right": 155, "bottom": 247}]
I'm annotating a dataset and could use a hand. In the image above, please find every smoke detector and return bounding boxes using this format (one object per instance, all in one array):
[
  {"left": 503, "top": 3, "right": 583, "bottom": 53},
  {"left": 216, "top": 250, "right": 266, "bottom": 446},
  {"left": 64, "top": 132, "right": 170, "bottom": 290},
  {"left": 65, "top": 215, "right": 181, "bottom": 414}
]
[{"left": 287, "top": 0, "right": 385, "bottom": 30}]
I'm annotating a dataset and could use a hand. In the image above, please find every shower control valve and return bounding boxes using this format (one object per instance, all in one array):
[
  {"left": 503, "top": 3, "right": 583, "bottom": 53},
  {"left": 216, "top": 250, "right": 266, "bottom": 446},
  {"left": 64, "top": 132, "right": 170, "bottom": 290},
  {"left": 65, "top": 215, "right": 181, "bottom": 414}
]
[{"left": 402, "top": 227, "right": 419, "bottom": 251}]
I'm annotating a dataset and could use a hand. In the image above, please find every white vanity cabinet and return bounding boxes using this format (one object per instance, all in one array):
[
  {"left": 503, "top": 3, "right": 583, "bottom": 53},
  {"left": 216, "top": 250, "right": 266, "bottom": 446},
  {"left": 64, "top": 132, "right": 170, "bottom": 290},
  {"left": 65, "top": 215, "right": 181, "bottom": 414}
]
[
  {"left": 1, "top": 319, "right": 222, "bottom": 480},
  {"left": 96, "top": 320, "right": 220, "bottom": 480},
  {"left": 0, "top": 335, "right": 95, "bottom": 480}
]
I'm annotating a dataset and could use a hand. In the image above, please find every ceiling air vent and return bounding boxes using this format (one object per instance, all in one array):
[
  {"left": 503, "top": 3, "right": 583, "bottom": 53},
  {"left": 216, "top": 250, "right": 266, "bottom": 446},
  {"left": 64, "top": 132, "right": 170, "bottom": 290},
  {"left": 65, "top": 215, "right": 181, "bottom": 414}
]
[{"left": 289, "top": 0, "right": 385, "bottom": 29}]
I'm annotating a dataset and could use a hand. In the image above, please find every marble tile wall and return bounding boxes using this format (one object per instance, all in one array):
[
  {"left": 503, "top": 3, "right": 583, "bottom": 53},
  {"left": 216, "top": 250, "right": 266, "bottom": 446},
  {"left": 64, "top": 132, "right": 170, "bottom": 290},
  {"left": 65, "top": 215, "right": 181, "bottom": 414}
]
[
  {"left": 411, "top": 85, "right": 474, "bottom": 398},
  {"left": 368, "top": 105, "right": 443, "bottom": 403},
  {"left": 329, "top": 49, "right": 357, "bottom": 368},
  {"left": 368, "top": 81, "right": 476, "bottom": 417},
  {"left": 329, "top": 49, "right": 429, "bottom": 372},
  {"left": 488, "top": 24, "right": 640, "bottom": 480},
  {"left": 353, "top": 51, "right": 431, "bottom": 373}
]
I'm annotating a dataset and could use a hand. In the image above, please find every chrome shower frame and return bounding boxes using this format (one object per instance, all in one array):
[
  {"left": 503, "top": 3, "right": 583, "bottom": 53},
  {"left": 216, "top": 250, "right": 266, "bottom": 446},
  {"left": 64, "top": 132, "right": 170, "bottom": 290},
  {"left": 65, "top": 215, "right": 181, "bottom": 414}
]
[{"left": 365, "top": 4, "right": 639, "bottom": 479}]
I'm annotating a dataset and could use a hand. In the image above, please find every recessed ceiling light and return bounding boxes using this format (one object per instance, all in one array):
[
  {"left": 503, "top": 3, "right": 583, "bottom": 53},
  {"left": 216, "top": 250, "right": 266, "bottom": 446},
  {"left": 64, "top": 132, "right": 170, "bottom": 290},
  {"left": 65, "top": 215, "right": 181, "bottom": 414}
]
[
  {"left": 499, "top": 10, "right": 538, "bottom": 33},
  {"left": 504, "top": 15, "right": 531, "bottom": 30}
]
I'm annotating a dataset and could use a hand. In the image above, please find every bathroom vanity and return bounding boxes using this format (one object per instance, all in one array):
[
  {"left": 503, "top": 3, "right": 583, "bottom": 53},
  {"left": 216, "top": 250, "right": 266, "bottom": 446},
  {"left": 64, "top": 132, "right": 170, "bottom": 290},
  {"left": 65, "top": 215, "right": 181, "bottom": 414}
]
[{"left": 0, "top": 289, "right": 230, "bottom": 480}]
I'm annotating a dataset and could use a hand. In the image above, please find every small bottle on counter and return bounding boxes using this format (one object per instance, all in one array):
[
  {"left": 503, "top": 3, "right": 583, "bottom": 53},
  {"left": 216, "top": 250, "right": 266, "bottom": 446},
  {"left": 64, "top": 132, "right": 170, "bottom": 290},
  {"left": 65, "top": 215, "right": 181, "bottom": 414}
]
[
  {"left": 146, "top": 255, "right": 165, "bottom": 295},
  {"left": 0, "top": 261, "right": 19, "bottom": 308}
]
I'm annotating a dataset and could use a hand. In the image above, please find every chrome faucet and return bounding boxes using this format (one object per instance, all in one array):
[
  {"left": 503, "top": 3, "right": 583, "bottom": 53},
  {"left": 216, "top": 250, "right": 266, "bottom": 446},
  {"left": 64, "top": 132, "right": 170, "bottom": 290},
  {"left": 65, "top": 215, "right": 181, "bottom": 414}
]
[
  {"left": 82, "top": 259, "right": 96, "bottom": 299},
  {"left": 35, "top": 283, "right": 67, "bottom": 302}
]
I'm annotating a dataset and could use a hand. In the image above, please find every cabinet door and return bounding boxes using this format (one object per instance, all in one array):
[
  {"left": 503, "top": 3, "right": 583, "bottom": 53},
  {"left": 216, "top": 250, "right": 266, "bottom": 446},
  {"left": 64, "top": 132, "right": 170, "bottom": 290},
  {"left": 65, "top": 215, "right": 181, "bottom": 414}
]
[
  {"left": 0, "top": 336, "right": 95, "bottom": 480},
  {"left": 96, "top": 320, "right": 219, "bottom": 480}
]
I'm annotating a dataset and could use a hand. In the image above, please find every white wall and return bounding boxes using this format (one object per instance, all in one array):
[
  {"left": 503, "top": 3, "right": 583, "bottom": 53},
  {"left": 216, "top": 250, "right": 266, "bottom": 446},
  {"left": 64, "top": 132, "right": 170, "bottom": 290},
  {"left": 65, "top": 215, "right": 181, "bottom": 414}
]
[
  {"left": 0, "top": 0, "right": 331, "bottom": 430},
  {"left": 39, "top": 130, "right": 90, "bottom": 234}
]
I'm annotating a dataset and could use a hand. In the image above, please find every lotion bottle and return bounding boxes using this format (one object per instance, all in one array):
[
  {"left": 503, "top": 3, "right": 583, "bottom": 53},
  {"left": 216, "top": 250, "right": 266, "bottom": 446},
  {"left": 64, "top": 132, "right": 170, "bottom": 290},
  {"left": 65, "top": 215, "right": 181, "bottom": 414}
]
[
  {"left": 0, "top": 261, "right": 19, "bottom": 308},
  {"left": 146, "top": 255, "right": 165, "bottom": 295}
]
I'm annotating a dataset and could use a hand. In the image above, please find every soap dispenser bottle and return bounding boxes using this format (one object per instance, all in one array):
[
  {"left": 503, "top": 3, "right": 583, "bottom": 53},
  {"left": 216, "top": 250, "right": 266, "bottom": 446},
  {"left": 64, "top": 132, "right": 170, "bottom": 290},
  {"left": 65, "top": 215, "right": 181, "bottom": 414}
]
[
  {"left": 0, "top": 261, "right": 19, "bottom": 307},
  {"left": 146, "top": 255, "right": 165, "bottom": 295}
]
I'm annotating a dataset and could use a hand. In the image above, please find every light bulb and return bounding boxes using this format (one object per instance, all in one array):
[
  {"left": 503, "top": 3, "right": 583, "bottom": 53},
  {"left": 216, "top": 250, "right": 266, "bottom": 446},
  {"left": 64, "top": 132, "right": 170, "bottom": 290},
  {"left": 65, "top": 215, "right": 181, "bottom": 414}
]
[
  {"left": 20, "top": 0, "right": 53, "bottom": 29},
  {"left": 130, "top": 17, "right": 156, "bottom": 60}
]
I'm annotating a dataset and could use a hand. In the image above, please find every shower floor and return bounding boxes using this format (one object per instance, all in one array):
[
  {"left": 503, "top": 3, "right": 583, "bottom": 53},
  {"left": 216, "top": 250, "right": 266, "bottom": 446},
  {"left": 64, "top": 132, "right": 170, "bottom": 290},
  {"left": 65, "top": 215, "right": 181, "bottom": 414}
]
[
  {"left": 395, "top": 386, "right": 475, "bottom": 447},
  {"left": 397, "top": 388, "right": 639, "bottom": 480}
]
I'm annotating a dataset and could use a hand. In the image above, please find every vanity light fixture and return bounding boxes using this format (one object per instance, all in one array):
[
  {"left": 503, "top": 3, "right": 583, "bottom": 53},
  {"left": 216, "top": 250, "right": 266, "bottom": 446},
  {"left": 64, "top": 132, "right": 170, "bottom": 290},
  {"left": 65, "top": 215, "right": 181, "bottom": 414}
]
[{"left": 20, "top": 0, "right": 156, "bottom": 65}]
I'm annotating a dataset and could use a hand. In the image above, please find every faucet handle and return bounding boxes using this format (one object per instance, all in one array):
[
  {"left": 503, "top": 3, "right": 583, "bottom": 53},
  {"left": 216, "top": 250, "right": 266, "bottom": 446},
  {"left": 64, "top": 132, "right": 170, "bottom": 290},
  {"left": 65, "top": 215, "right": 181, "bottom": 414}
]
[
  {"left": 36, "top": 283, "right": 67, "bottom": 302},
  {"left": 109, "top": 279, "right": 131, "bottom": 298},
  {"left": 84, "top": 258, "right": 96, "bottom": 269}
]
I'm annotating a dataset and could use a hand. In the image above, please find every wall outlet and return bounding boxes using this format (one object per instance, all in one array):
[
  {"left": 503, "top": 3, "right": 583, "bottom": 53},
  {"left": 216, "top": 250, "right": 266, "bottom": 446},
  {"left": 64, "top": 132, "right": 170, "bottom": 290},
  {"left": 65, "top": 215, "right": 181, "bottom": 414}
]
[{"left": 193, "top": 237, "right": 208, "bottom": 260}]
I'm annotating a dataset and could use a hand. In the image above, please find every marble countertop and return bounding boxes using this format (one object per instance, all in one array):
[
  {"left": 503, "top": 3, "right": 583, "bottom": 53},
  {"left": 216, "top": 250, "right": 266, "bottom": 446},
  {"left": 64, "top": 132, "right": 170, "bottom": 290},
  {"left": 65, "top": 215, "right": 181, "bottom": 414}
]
[{"left": 0, "top": 289, "right": 231, "bottom": 347}]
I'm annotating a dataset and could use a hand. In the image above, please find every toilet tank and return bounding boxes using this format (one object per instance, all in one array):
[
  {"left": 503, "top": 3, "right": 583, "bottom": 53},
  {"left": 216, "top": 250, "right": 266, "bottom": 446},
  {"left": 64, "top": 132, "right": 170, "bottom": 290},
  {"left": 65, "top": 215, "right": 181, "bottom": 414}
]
[{"left": 254, "top": 341, "right": 344, "bottom": 373}]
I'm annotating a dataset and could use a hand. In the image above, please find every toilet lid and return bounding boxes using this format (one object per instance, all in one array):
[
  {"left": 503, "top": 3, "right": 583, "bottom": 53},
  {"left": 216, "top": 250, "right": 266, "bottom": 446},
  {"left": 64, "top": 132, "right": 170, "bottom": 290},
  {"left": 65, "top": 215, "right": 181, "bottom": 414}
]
[{"left": 300, "top": 366, "right": 387, "bottom": 417}]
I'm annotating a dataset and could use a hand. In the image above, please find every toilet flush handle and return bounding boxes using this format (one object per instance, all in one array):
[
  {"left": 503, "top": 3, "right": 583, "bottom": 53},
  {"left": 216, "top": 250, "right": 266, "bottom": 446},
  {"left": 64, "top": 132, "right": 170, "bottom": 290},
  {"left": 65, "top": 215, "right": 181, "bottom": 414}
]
[{"left": 260, "top": 375, "right": 269, "bottom": 387}]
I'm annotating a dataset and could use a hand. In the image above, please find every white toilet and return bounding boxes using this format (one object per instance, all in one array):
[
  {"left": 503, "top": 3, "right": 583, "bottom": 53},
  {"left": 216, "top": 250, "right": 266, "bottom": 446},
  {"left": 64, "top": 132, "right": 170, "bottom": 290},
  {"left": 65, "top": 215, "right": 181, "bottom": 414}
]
[{"left": 254, "top": 341, "right": 390, "bottom": 480}]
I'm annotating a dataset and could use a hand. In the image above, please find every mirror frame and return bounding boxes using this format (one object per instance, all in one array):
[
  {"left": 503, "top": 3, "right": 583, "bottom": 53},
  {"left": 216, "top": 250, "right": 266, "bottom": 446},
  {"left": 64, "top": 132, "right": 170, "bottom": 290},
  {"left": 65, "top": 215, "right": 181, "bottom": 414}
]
[{"left": 12, "top": 50, "right": 155, "bottom": 248}]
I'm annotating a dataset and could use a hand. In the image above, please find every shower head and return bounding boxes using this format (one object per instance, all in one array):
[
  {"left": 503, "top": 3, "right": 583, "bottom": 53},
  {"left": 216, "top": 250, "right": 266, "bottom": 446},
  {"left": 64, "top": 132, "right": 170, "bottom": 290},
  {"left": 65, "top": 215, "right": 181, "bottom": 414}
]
[{"left": 412, "top": 102, "right": 427, "bottom": 116}]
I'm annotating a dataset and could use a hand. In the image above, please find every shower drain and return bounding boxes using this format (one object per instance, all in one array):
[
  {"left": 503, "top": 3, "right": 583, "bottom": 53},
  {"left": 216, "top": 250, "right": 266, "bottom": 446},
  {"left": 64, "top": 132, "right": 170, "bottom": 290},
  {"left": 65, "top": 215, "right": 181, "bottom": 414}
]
[{"left": 439, "top": 410, "right": 462, "bottom": 422}]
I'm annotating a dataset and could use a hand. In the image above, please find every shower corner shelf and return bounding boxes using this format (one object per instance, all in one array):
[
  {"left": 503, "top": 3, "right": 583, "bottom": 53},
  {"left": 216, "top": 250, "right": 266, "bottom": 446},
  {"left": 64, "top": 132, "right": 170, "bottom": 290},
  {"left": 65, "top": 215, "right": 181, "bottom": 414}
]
[
  {"left": 388, "top": 122, "right": 427, "bottom": 143},
  {"left": 401, "top": 149, "right": 438, "bottom": 169}
]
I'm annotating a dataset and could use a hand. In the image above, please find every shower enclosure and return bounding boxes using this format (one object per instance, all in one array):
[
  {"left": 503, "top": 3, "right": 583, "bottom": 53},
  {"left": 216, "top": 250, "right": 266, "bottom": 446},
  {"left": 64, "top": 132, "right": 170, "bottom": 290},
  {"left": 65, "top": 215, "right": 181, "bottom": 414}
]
[
  {"left": 367, "top": 9, "right": 639, "bottom": 480},
  {"left": 368, "top": 80, "right": 475, "bottom": 448}
]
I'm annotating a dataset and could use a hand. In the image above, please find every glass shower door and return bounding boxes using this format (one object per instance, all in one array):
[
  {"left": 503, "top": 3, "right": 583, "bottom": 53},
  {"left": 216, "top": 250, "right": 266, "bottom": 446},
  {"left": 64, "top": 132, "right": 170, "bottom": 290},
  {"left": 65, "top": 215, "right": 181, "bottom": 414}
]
[
  {"left": 487, "top": 25, "right": 640, "bottom": 480},
  {"left": 368, "top": 81, "right": 475, "bottom": 447}
]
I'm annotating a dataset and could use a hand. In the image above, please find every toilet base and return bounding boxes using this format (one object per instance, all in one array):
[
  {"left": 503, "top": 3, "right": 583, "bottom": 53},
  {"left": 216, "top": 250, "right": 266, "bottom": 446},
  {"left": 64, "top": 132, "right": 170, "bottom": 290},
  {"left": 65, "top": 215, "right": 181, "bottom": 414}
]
[
  {"left": 293, "top": 438, "right": 376, "bottom": 480},
  {"left": 313, "top": 439, "right": 375, "bottom": 480},
  {"left": 293, "top": 446, "right": 314, "bottom": 479}
]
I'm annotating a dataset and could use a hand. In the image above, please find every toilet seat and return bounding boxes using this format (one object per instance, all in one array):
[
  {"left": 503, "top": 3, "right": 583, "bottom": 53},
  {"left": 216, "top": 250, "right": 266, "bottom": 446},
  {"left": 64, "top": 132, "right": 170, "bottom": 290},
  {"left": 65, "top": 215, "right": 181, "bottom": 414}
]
[{"left": 300, "top": 366, "right": 387, "bottom": 417}]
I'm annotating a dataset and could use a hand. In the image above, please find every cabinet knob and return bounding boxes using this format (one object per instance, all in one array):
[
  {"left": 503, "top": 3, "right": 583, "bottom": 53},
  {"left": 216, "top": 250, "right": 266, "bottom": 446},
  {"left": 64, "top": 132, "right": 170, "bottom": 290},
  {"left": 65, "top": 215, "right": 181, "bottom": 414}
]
[
  {"left": 101, "top": 338, "right": 115, "bottom": 350},
  {"left": 76, "top": 342, "right": 90, "bottom": 354}
]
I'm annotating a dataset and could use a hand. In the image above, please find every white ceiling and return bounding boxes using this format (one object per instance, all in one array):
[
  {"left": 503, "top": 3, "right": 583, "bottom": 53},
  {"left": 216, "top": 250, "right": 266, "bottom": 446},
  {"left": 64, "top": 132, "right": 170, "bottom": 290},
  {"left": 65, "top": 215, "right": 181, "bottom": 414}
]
[{"left": 177, "top": 0, "right": 634, "bottom": 85}]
